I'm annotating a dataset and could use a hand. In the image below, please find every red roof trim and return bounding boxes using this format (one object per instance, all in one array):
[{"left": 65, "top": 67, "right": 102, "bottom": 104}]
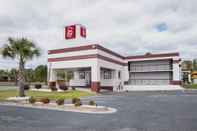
[
  {"left": 48, "top": 44, "right": 125, "bottom": 59},
  {"left": 48, "top": 44, "right": 179, "bottom": 60},
  {"left": 48, "top": 44, "right": 95, "bottom": 54},
  {"left": 125, "top": 52, "right": 179, "bottom": 59},
  {"left": 95, "top": 44, "right": 125, "bottom": 59}
]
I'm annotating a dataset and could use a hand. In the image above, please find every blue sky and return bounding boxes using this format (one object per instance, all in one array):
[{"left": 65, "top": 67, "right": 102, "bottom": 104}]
[
  {"left": 0, "top": 0, "right": 197, "bottom": 69},
  {"left": 156, "top": 23, "right": 168, "bottom": 32}
]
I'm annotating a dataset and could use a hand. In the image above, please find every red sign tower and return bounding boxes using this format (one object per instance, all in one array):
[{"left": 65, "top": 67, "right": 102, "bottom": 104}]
[{"left": 65, "top": 24, "right": 86, "bottom": 40}]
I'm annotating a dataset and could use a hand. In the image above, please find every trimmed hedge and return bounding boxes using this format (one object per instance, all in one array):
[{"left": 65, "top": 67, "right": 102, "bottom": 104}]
[
  {"left": 74, "top": 101, "right": 82, "bottom": 107},
  {"left": 72, "top": 97, "right": 82, "bottom": 107},
  {"left": 72, "top": 98, "right": 80, "bottom": 104},
  {"left": 35, "top": 84, "right": 42, "bottom": 89},
  {"left": 49, "top": 81, "right": 57, "bottom": 91},
  {"left": 88, "top": 100, "right": 96, "bottom": 106},
  {"left": 40, "top": 97, "right": 50, "bottom": 104},
  {"left": 56, "top": 98, "right": 65, "bottom": 105},
  {"left": 59, "top": 85, "right": 68, "bottom": 91},
  {"left": 24, "top": 84, "right": 30, "bottom": 90},
  {"left": 29, "top": 97, "right": 36, "bottom": 104}
]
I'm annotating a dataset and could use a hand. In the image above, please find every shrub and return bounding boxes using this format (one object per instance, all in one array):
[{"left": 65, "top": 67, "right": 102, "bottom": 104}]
[
  {"left": 74, "top": 101, "right": 82, "bottom": 107},
  {"left": 29, "top": 97, "right": 36, "bottom": 104},
  {"left": 88, "top": 100, "right": 96, "bottom": 106},
  {"left": 35, "top": 84, "right": 42, "bottom": 89},
  {"left": 50, "top": 86, "right": 57, "bottom": 91},
  {"left": 59, "top": 84, "right": 68, "bottom": 91},
  {"left": 72, "top": 87, "right": 76, "bottom": 90},
  {"left": 57, "top": 80, "right": 65, "bottom": 84},
  {"left": 24, "top": 84, "right": 30, "bottom": 90},
  {"left": 49, "top": 81, "right": 57, "bottom": 91},
  {"left": 56, "top": 98, "right": 65, "bottom": 105},
  {"left": 72, "top": 98, "right": 80, "bottom": 104},
  {"left": 40, "top": 97, "right": 50, "bottom": 104}
]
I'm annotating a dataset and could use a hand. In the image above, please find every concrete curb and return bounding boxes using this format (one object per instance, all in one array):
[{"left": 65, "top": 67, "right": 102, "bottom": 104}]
[{"left": 0, "top": 102, "right": 117, "bottom": 114}]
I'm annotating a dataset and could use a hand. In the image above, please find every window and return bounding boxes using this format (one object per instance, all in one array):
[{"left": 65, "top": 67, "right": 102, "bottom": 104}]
[
  {"left": 104, "top": 71, "right": 112, "bottom": 79},
  {"left": 67, "top": 71, "right": 74, "bottom": 80},
  {"left": 79, "top": 72, "right": 85, "bottom": 79},
  {"left": 118, "top": 71, "right": 121, "bottom": 79},
  {"left": 57, "top": 71, "right": 65, "bottom": 80}
]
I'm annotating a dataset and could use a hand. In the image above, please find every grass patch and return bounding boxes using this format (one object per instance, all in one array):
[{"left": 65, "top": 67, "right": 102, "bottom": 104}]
[
  {"left": 0, "top": 89, "right": 95, "bottom": 101},
  {"left": 0, "top": 89, "right": 18, "bottom": 101},
  {"left": 183, "top": 84, "right": 197, "bottom": 89}
]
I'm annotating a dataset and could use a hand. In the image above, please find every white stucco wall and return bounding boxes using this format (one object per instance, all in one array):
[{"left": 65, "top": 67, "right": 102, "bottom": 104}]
[{"left": 48, "top": 44, "right": 181, "bottom": 89}]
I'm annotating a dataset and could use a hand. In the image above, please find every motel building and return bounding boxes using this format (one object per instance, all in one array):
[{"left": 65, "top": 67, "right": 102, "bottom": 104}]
[{"left": 48, "top": 24, "right": 182, "bottom": 92}]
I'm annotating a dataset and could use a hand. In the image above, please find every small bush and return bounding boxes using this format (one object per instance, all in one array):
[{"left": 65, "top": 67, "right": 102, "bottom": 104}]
[
  {"left": 88, "top": 100, "right": 96, "bottom": 106},
  {"left": 24, "top": 84, "right": 30, "bottom": 90},
  {"left": 74, "top": 101, "right": 82, "bottom": 107},
  {"left": 59, "top": 85, "right": 68, "bottom": 91},
  {"left": 50, "top": 86, "right": 57, "bottom": 91},
  {"left": 72, "top": 98, "right": 80, "bottom": 104},
  {"left": 72, "top": 87, "right": 76, "bottom": 91},
  {"left": 40, "top": 97, "right": 50, "bottom": 104},
  {"left": 29, "top": 97, "right": 36, "bottom": 104},
  {"left": 49, "top": 81, "right": 56, "bottom": 86},
  {"left": 56, "top": 98, "right": 65, "bottom": 105},
  {"left": 49, "top": 81, "right": 57, "bottom": 91},
  {"left": 35, "top": 84, "right": 42, "bottom": 89}
]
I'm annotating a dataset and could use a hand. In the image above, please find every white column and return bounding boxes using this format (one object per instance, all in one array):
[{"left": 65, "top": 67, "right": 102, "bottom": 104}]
[
  {"left": 91, "top": 65, "right": 100, "bottom": 82},
  {"left": 49, "top": 69, "right": 57, "bottom": 81},
  {"left": 188, "top": 73, "right": 191, "bottom": 83},
  {"left": 114, "top": 70, "right": 118, "bottom": 80},
  {"left": 173, "top": 60, "right": 181, "bottom": 81},
  {"left": 123, "top": 65, "right": 129, "bottom": 82},
  {"left": 74, "top": 71, "right": 79, "bottom": 80}
]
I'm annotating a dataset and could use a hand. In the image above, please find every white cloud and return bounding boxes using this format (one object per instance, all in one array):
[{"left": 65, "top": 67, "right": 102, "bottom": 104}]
[{"left": 0, "top": 0, "right": 197, "bottom": 69}]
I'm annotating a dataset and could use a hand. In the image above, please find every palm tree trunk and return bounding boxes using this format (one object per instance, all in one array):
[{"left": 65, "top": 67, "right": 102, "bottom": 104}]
[{"left": 18, "top": 59, "right": 25, "bottom": 97}]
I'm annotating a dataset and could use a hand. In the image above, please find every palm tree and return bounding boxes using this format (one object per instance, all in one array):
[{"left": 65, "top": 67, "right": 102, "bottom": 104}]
[
  {"left": 9, "top": 68, "right": 18, "bottom": 86},
  {"left": 1, "top": 37, "right": 40, "bottom": 97}
]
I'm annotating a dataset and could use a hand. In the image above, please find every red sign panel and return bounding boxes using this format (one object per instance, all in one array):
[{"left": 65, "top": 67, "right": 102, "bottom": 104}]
[
  {"left": 80, "top": 26, "right": 86, "bottom": 38},
  {"left": 65, "top": 25, "right": 76, "bottom": 39}
]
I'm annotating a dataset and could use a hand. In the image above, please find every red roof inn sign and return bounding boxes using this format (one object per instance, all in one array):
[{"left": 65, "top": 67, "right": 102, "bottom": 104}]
[
  {"left": 80, "top": 26, "right": 86, "bottom": 38},
  {"left": 65, "top": 25, "right": 86, "bottom": 39}
]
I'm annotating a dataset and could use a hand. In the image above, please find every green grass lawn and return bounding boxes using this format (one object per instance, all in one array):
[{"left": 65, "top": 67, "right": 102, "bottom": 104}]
[
  {"left": 183, "top": 84, "right": 197, "bottom": 89},
  {"left": 0, "top": 89, "right": 95, "bottom": 101}
]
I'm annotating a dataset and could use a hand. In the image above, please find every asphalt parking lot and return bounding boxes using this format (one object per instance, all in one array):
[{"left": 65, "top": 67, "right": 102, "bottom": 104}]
[{"left": 1, "top": 91, "right": 197, "bottom": 131}]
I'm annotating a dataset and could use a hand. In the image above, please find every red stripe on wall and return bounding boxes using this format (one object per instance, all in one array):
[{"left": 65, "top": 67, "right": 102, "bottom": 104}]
[
  {"left": 126, "top": 52, "right": 179, "bottom": 59},
  {"left": 48, "top": 54, "right": 127, "bottom": 66},
  {"left": 48, "top": 45, "right": 95, "bottom": 54},
  {"left": 48, "top": 54, "right": 97, "bottom": 62}
]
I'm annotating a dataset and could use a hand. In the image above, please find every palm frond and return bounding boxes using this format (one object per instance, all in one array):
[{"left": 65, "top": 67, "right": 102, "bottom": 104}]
[{"left": 1, "top": 37, "right": 41, "bottom": 62}]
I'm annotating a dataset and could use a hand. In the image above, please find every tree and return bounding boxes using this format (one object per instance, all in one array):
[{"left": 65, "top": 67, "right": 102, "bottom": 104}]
[
  {"left": 65, "top": 71, "right": 73, "bottom": 82},
  {"left": 182, "top": 60, "right": 193, "bottom": 71},
  {"left": 1, "top": 37, "right": 40, "bottom": 97},
  {"left": 34, "top": 65, "right": 47, "bottom": 83},
  {"left": 24, "top": 68, "right": 35, "bottom": 84},
  {"left": 193, "top": 59, "right": 197, "bottom": 71},
  {"left": 0, "top": 69, "right": 9, "bottom": 81},
  {"left": 9, "top": 68, "right": 18, "bottom": 85}
]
